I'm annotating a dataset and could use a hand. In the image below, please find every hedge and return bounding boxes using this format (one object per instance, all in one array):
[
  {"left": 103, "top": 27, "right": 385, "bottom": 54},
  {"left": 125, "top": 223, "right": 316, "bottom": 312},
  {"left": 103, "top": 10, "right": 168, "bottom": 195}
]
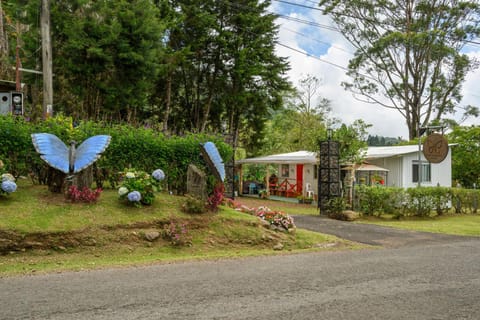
[
  {"left": 354, "top": 185, "right": 480, "bottom": 217},
  {"left": 0, "top": 115, "right": 232, "bottom": 194}
]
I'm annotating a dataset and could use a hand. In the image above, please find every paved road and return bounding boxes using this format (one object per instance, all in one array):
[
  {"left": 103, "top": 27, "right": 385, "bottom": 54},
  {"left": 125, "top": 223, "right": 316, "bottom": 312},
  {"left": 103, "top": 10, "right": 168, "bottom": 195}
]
[
  {"left": 293, "top": 214, "right": 479, "bottom": 248},
  {"left": 1, "top": 220, "right": 479, "bottom": 320}
]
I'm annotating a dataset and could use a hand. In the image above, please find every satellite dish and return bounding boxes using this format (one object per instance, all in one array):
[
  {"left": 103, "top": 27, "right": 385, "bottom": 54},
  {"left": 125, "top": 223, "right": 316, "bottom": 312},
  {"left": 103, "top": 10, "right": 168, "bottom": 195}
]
[{"left": 200, "top": 141, "right": 225, "bottom": 182}]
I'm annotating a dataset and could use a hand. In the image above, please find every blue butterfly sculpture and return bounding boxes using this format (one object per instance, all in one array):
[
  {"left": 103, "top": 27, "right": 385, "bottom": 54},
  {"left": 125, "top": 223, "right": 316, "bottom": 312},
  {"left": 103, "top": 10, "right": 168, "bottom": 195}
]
[
  {"left": 31, "top": 133, "right": 111, "bottom": 174},
  {"left": 200, "top": 141, "right": 225, "bottom": 182}
]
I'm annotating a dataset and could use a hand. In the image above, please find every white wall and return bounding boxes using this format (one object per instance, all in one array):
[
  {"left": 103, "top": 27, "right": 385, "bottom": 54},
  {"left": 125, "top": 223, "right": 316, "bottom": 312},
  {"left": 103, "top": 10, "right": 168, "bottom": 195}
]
[{"left": 369, "top": 149, "right": 452, "bottom": 188}]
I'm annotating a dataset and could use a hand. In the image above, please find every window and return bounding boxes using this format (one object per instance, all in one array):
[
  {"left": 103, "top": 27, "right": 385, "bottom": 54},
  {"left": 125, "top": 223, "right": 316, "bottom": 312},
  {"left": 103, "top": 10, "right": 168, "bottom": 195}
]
[
  {"left": 313, "top": 165, "right": 318, "bottom": 179},
  {"left": 412, "top": 161, "right": 431, "bottom": 183},
  {"left": 281, "top": 164, "right": 289, "bottom": 177}
]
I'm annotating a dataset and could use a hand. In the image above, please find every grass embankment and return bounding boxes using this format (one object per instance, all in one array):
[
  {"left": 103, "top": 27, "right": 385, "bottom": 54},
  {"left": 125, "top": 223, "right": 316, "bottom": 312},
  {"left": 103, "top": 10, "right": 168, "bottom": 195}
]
[{"left": 0, "top": 181, "right": 356, "bottom": 276}]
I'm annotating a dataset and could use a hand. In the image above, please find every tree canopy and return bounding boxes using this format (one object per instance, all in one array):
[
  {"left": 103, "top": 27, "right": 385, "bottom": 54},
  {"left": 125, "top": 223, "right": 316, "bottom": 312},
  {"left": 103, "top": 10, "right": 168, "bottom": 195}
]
[
  {"left": 449, "top": 125, "right": 480, "bottom": 188},
  {"left": 320, "top": 0, "right": 480, "bottom": 139},
  {"left": 1, "top": 0, "right": 291, "bottom": 153}
]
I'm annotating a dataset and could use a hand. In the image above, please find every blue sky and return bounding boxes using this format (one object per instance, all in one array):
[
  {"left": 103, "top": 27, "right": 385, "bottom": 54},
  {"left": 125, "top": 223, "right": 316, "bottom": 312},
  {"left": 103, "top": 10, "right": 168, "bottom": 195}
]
[{"left": 268, "top": 0, "right": 480, "bottom": 139}]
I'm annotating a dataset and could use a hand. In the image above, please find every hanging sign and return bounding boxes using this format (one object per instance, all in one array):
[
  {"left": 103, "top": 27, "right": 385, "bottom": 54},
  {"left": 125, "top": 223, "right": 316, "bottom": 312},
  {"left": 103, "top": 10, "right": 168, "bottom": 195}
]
[{"left": 422, "top": 133, "right": 449, "bottom": 163}]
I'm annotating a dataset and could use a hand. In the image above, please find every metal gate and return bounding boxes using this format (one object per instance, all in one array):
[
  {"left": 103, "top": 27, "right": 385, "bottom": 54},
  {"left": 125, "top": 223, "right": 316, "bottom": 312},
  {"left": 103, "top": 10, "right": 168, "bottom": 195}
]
[{"left": 318, "top": 139, "right": 340, "bottom": 213}]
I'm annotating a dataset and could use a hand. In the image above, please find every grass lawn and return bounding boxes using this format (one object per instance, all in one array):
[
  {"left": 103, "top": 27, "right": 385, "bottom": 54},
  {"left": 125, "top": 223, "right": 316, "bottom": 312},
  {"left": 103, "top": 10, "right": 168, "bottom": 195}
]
[
  {"left": 236, "top": 196, "right": 480, "bottom": 237},
  {"left": 357, "top": 214, "right": 480, "bottom": 236},
  {"left": 0, "top": 181, "right": 358, "bottom": 276}
]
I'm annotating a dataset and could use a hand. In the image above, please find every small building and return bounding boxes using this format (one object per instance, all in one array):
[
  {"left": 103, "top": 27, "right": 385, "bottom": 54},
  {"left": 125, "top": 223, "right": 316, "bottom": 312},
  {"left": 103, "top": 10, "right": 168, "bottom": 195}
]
[
  {"left": 236, "top": 144, "right": 453, "bottom": 199},
  {"left": 0, "top": 80, "right": 24, "bottom": 115}
]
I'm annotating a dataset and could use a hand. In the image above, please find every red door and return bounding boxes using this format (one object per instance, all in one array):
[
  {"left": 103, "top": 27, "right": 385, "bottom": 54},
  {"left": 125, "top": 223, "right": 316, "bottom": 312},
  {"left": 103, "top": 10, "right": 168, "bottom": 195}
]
[{"left": 296, "top": 164, "right": 303, "bottom": 195}]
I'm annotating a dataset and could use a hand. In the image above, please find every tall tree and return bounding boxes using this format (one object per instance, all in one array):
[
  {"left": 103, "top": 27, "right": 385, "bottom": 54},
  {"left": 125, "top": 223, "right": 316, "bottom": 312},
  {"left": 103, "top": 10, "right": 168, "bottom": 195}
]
[
  {"left": 449, "top": 125, "right": 480, "bottom": 188},
  {"left": 319, "top": 0, "right": 480, "bottom": 139},
  {"left": 19, "top": 0, "right": 168, "bottom": 121},
  {"left": 221, "top": 0, "right": 291, "bottom": 151}
]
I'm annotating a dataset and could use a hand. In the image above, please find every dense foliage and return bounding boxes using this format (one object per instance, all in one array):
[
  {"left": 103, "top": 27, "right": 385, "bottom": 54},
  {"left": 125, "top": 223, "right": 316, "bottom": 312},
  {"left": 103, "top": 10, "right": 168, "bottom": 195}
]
[
  {"left": 355, "top": 186, "right": 480, "bottom": 217},
  {"left": 1, "top": 0, "right": 290, "bottom": 153},
  {"left": 449, "top": 125, "right": 480, "bottom": 188},
  {"left": 320, "top": 0, "right": 480, "bottom": 139},
  {"left": 0, "top": 115, "right": 232, "bottom": 194}
]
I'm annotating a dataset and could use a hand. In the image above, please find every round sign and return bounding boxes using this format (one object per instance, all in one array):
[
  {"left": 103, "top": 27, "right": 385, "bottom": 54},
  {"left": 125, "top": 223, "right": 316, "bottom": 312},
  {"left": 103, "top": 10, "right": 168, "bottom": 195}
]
[{"left": 422, "top": 133, "right": 449, "bottom": 163}]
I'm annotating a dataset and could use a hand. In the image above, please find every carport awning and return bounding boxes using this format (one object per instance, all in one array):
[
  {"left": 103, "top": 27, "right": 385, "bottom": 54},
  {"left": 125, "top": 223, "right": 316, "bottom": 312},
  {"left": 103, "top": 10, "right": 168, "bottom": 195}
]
[{"left": 236, "top": 151, "right": 317, "bottom": 165}]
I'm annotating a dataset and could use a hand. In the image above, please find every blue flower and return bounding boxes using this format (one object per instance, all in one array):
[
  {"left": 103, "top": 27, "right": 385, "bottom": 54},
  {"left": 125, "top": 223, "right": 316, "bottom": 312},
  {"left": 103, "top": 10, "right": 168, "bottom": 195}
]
[
  {"left": 152, "top": 169, "right": 165, "bottom": 181},
  {"left": 127, "top": 191, "right": 141, "bottom": 202},
  {"left": 1, "top": 180, "right": 17, "bottom": 193}
]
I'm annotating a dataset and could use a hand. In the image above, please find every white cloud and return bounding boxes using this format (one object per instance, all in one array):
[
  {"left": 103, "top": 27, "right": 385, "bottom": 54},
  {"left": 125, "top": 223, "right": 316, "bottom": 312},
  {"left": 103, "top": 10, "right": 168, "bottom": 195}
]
[{"left": 271, "top": 1, "right": 480, "bottom": 139}]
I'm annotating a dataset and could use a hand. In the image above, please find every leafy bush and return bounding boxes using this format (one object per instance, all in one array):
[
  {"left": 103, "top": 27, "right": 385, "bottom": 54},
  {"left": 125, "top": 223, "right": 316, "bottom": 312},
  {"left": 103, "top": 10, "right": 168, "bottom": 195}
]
[
  {"left": 451, "top": 188, "right": 480, "bottom": 214},
  {"left": 405, "top": 187, "right": 436, "bottom": 217},
  {"left": 0, "top": 160, "right": 17, "bottom": 196},
  {"left": 325, "top": 197, "right": 347, "bottom": 214},
  {"left": 163, "top": 221, "right": 192, "bottom": 246},
  {"left": 117, "top": 169, "right": 165, "bottom": 207},
  {"left": 0, "top": 115, "right": 232, "bottom": 194},
  {"left": 355, "top": 185, "right": 396, "bottom": 217},
  {"left": 67, "top": 185, "right": 102, "bottom": 203},
  {"left": 181, "top": 196, "right": 207, "bottom": 214},
  {"left": 207, "top": 184, "right": 225, "bottom": 212}
]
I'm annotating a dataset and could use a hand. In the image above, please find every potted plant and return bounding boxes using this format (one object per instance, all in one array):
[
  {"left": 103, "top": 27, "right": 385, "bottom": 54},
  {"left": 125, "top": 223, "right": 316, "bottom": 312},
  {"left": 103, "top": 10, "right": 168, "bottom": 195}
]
[
  {"left": 297, "top": 195, "right": 313, "bottom": 204},
  {"left": 258, "top": 189, "right": 268, "bottom": 199}
]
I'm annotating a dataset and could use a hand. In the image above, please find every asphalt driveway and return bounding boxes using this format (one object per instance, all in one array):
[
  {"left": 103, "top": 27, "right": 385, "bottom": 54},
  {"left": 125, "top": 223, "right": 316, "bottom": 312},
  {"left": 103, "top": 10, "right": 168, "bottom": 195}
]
[{"left": 292, "top": 214, "right": 478, "bottom": 248}]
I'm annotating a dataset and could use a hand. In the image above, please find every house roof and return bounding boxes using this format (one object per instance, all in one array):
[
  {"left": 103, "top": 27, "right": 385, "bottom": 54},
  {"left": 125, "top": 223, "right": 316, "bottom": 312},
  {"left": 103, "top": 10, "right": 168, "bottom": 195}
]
[
  {"left": 365, "top": 145, "right": 421, "bottom": 159},
  {"left": 236, "top": 151, "right": 317, "bottom": 164},
  {"left": 237, "top": 145, "right": 427, "bottom": 165}
]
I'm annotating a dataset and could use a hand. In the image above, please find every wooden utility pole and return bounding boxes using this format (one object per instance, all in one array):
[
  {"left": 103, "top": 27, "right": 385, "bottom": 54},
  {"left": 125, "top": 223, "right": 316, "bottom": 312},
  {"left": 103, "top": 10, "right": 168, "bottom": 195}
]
[
  {"left": 0, "top": 0, "right": 8, "bottom": 56},
  {"left": 41, "top": 0, "right": 53, "bottom": 118}
]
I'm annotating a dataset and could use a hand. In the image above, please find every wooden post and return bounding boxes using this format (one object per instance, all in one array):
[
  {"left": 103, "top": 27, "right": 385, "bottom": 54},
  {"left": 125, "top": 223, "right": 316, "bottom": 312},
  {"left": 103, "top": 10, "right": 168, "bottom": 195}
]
[{"left": 41, "top": 0, "right": 53, "bottom": 118}]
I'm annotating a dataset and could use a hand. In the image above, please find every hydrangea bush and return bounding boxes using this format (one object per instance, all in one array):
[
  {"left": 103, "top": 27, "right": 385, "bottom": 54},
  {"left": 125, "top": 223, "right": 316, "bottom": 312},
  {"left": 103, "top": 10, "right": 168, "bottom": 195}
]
[
  {"left": 118, "top": 169, "right": 165, "bottom": 207},
  {"left": 0, "top": 160, "right": 17, "bottom": 196}
]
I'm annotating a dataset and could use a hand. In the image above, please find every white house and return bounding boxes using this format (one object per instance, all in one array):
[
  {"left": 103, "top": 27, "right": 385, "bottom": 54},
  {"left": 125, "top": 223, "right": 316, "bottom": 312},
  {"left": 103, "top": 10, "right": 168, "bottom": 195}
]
[
  {"left": 366, "top": 145, "right": 452, "bottom": 188},
  {"left": 236, "top": 144, "right": 453, "bottom": 199}
]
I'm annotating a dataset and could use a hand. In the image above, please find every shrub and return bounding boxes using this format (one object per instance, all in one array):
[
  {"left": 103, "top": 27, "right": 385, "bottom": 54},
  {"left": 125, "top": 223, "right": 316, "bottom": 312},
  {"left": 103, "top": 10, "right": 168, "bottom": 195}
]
[
  {"left": 451, "top": 188, "right": 480, "bottom": 214},
  {"left": 326, "top": 197, "right": 347, "bottom": 213},
  {"left": 405, "top": 187, "right": 436, "bottom": 217},
  {"left": 0, "top": 115, "right": 233, "bottom": 194},
  {"left": 163, "top": 221, "right": 192, "bottom": 246},
  {"left": 355, "top": 185, "right": 393, "bottom": 216},
  {"left": 0, "top": 160, "right": 17, "bottom": 196},
  {"left": 118, "top": 169, "right": 165, "bottom": 207},
  {"left": 181, "top": 196, "right": 207, "bottom": 214},
  {"left": 67, "top": 185, "right": 102, "bottom": 203},
  {"left": 207, "top": 184, "right": 225, "bottom": 212}
]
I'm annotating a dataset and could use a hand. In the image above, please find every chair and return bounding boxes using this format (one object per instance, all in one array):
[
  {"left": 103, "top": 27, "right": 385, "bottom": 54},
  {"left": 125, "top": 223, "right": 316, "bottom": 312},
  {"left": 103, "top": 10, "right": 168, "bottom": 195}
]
[
  {"left": 305, "top": 183, "right": 314, "bottom": 199},
  {"left": 248, "top": 183, "right": 257, "bottom": 195}
]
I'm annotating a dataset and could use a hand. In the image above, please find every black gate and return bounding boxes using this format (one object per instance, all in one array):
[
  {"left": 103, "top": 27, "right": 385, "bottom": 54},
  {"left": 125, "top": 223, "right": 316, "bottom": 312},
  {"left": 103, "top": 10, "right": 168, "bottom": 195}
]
[{"left": 318, "top": 139, "right": 340, "bottom": 213}]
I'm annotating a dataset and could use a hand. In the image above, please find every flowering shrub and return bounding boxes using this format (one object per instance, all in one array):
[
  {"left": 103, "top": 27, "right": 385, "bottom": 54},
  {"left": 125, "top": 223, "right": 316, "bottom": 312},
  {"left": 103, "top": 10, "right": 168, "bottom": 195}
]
[
  {"left": 207, "top": 183, "right": 225, "bottom": 212},
  {"left": 163, "top": 221, "right": 192, "bottom": 246},
  {"left": 254, "top": 206, "right": 295, "bottom": 231},
  {"left": 67, "top": 185, "right": 102, "bottom": 203},
  {"left": 118, "top": 169, "right": 165, "bottom": 207},
  {"left": 0, "top": 160, "right": 17, "bottom": 196}
]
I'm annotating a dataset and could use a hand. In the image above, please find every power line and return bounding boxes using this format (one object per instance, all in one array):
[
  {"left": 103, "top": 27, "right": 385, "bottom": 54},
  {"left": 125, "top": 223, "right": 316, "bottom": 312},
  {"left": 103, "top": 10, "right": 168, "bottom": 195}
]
[
  {"left": 281, "top": 26, "right": 353, "bottom": 55},
  {"left": 271, "top": 0, "right": 480, "bottom": 48}
]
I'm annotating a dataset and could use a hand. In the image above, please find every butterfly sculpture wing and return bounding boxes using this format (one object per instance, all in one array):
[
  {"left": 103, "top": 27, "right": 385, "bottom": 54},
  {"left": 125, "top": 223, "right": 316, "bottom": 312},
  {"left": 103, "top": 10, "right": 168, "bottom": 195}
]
[
  {"left": 73, "top": 135, "right": 111, "bottom": 173},
  {"left": 200, "top": 141, "right": 225, "bottom": 182},
  {"left": 31, "top": 133, "right": 70, "bottom": 174}
]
